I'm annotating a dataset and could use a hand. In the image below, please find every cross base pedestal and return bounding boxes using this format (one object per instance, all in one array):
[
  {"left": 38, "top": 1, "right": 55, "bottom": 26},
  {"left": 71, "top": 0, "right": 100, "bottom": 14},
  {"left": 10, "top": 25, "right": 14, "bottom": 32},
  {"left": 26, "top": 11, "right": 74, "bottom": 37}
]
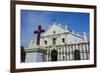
[{"left": 25, "top": 47, "right": 46, "bottom": 62}]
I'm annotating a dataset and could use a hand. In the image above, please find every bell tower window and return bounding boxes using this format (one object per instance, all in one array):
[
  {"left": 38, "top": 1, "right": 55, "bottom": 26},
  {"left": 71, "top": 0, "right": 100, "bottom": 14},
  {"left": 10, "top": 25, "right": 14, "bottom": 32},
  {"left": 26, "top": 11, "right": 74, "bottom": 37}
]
[
  {"left": 52, "top": 38, "right": 56, "bottom": 45},
  {"left": 53, "top": 31, "right": 56, "bottom": 34},
  {"left": 44, "top": 40, "right": 47, "bottom": 45},
  {"left": 62, "top": 38, "right": 65, "bottom": 43}
]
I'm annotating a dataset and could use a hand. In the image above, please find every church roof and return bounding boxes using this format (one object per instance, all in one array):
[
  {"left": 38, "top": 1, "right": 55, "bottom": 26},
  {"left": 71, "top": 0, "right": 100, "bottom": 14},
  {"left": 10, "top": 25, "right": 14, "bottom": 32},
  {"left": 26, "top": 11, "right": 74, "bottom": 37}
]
[
  {"left": 41, "top": 22, "right": 70, "bottom": 37},
  {"left": 41, "top": 21, "right": 84, "bottom": 39},
  {"left": 49, "top": 21, "right": 70, "bottom": 31}
]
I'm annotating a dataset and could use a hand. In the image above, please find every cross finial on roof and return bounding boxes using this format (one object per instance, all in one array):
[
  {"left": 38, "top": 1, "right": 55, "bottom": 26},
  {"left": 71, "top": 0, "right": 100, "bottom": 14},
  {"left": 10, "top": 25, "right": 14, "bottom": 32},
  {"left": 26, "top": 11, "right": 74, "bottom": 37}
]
[{"left": 52, "top": 19, "right": 58, "bottom": 25}]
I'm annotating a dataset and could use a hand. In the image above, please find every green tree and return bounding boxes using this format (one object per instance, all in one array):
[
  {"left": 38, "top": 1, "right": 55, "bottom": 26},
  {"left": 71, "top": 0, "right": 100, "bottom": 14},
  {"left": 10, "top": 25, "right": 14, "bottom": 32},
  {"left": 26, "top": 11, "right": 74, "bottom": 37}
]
[{"left": 21, "top": 46, "right": 26, "bottom": 62}]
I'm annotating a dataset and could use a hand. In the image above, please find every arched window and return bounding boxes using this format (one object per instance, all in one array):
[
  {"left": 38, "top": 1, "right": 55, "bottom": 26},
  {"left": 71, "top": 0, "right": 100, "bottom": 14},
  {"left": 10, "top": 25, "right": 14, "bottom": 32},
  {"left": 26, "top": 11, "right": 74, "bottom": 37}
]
[
  {"left": 52, "top": 38, "right": 56, "bottom": 45},
  {"left": 62, "top": 38, "right": 65, "bottom": 43},
  {"left": 44, "top": 40, "right": 47, "bottom": 45}
]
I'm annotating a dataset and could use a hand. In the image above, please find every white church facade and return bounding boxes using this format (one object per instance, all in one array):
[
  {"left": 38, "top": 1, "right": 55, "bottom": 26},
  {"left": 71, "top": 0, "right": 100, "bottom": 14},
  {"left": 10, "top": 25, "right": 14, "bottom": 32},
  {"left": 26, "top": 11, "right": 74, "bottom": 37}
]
[{"left": 25, "top": 22, "right": 89, "bottom": 62}]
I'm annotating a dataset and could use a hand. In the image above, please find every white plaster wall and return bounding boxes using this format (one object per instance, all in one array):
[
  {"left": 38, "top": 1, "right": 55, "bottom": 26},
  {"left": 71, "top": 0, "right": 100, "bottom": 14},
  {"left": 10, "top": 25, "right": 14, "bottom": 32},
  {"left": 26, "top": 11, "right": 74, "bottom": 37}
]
[
  {"left": 40, "top": 23, "right": 85, "bottom": 47},
  {"left": 25, "top": 52, "right": 44, "bottom": 62},
  {"left": 40, "top": 32, "right": 84, "bottom": 47},
  {"left": 67, "top": 33, "right": 84, "bottom": 44}
]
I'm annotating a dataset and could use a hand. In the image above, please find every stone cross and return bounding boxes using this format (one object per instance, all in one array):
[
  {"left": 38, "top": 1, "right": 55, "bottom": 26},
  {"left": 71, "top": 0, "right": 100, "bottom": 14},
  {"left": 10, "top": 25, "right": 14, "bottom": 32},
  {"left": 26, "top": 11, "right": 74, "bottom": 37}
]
[{"left": 34, "top": 25, "right": 45, "bottom": 45}]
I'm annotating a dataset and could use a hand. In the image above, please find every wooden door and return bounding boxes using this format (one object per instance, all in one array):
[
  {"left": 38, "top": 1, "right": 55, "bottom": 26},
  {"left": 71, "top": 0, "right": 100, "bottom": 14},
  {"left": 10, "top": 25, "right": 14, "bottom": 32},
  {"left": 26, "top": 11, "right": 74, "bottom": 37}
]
[
  {"left": 74, "top": 50, "right": 80, "bottom": 60},
  {"left": 51, "top": 49, "right": 57, "bottom": 61}
]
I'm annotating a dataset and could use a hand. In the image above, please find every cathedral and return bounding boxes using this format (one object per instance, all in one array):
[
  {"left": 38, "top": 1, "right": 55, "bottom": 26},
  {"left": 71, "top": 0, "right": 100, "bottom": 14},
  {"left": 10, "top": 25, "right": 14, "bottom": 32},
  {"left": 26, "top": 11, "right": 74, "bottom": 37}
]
[{"left": 25, "top": 21, "right": 89, "bottom": 62}]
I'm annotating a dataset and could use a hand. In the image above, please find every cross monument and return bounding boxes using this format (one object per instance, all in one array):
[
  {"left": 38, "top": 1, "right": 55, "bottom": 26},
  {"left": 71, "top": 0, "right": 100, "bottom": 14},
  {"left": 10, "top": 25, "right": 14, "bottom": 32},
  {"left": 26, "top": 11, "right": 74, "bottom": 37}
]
[
  {"left": 34, "top": 25, "right": 45, "bottom": 45},
  {"left": 25, "top": 25, "right": 46, "bottom": 62}
]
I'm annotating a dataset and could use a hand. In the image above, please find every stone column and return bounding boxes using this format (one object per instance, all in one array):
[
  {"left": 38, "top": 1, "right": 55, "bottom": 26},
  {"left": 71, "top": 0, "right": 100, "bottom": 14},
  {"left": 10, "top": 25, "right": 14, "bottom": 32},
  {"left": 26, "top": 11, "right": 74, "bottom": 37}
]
[
  {"left": 66, "top": 46, "right": 69, "bottom": 61},
  {"left": 70, "top": 45, "right": 73, "bottom": 60},
  {"left": 57, "top": 47, "right": 60, "bottom": 61},
  {"left": 83, "top": 44, "right": 87, "bottom": 60},
  {"left": 46, "top": 49, "right": 49, "bottom": 61},
  {"left": 60, "top": 47, "right": 63, "bottom": 61},
  {"left": 63, "top": 46, "right": 66, "bottom": 61},
  {"left": 79, "top": 44, "right": 83, "bottom": 60}
]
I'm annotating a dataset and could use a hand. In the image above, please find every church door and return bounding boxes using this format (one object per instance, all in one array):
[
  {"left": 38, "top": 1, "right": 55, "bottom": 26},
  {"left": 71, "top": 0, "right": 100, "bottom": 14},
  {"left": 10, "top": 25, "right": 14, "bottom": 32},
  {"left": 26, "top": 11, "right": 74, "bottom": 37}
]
[
  {"left": 74, "top": 50, "right": 80, "bottom": 60},
  {"left": 51, "top": 49, "right": 58, "bottom": 61}
]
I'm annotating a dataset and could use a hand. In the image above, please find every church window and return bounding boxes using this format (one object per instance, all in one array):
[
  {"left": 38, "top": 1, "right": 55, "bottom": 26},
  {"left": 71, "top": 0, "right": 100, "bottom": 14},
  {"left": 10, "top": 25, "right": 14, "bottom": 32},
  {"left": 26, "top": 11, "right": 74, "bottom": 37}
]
[
  {"left": 53, "top": 31, "right": 56, "bottom": 34},
  {"left": 44, "top": 40, "right": 47, "bottom": 45},
  {"left": 62, "top": 38, "right": 65, "bottom": 43},
  {"left": 53, "top": 38, "right": 56, "bottom": 45}
]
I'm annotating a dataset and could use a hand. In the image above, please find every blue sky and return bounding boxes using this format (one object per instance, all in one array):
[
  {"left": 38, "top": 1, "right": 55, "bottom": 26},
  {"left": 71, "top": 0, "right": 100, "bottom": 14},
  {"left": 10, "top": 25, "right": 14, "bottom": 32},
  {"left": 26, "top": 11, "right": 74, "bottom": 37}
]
[{"left": 21, "top": 10, "right": 90, "bottom": 48}]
